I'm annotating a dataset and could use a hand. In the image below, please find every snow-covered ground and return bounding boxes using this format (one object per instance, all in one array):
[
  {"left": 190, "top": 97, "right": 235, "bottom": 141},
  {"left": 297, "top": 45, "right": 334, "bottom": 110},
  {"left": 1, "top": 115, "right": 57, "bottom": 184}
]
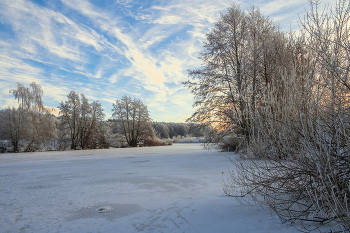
[{"left": 0, "top": 144, "right": 296, "bottom": 233}]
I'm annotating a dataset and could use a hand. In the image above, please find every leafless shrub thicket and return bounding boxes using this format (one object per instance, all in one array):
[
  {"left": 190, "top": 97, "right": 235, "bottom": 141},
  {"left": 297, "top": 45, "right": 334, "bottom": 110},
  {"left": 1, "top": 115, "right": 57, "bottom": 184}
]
[
  {"left": 144, "top": 137, "right": 173, "bottom": 147},
  {"left": 185, "top": 0, "right": 350, "bottom": 231}
]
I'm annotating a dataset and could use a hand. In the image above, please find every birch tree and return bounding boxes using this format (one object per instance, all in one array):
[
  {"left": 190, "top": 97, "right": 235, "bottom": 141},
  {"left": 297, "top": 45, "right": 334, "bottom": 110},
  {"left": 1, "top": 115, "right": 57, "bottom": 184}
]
[{"left": 7, "top": 82, "right": 56, "bottom": 152}]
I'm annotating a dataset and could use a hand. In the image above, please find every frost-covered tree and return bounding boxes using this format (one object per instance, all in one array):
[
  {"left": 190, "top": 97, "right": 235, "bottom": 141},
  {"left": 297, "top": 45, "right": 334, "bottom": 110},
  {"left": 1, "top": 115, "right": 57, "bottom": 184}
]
[
  {"left": 204, "top": 0, "right": 350, "bottom": 232},
  {"left": 58, "top": 91, "right": 81, "bottom": 150},
  {"left": 5, "top": 82, "right": 56, "bottom": 152},
  {"left": 152, "top": 122, "right": 170, "bottom": 139},
  {"left": 112, "top": 96, "right": 153, "bottom": 147},
  {"left": 184, "top": 4, "right": 287, "bottom": 145},
  {"left": 0, "top": 109, "right": 11, "bottom": 142},
  {"left": 58, "top": 91, "right": 105, "bottom": 150},
  {"left": 78, "top": 95, "right": 105, "bottom": 149}
]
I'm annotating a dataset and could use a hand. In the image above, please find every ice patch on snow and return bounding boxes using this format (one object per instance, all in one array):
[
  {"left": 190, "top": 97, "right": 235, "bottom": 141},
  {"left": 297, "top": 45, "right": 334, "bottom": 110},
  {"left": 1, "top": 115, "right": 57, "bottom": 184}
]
[
  {"left": 69, "top": 203, "right": 143, "bottom": 221},
  {"left": 95, "top": 206, "right": 114, "bottom": 213},
  {"left": 129, "top": 160, "right": 150, "bottom": 163}
]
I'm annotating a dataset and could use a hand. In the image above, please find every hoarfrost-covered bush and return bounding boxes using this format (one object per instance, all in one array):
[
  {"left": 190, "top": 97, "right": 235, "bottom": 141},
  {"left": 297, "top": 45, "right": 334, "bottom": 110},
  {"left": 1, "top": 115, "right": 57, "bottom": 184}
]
[
  {"left": 187, "top": 0, "right": 350, "bottom": 231},
  {"left": 144, "top": 137, "right": 165, "bottom": 147},
  {"left": 143, "top": 137, "right": 173, "bottom": 147},
  {"left": 173, "top": 137, "right": 207, "bottom": 143}
]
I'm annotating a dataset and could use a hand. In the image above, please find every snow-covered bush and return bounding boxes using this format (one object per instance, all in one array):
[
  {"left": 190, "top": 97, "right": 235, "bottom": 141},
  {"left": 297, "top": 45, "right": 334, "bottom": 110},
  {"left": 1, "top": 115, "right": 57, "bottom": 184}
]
[
  {"left": 223, "top": 1, "right": 350, "bottom": 230},
  {"left": 173, "top": 137, "right": 206, "bottom": 143},
  {"left": 186, "top": 1, "right": 350, "bottom": 231},
  {"left": 144, "top": 137, "right": 173, "bottom": 147}
]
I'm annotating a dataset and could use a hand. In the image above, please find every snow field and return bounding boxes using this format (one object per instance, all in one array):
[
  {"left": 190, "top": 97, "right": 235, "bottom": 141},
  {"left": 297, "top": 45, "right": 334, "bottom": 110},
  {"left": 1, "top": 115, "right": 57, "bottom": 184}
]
[{"left": 0, "top": 144, "right": 296, "bottom": 232}]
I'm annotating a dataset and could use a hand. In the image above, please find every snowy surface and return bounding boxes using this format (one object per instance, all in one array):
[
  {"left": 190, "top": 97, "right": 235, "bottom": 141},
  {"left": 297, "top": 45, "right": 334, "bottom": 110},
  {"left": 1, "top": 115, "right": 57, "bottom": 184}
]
[{"left": 0, "top": 144, "right": 296, "bottom": 233}]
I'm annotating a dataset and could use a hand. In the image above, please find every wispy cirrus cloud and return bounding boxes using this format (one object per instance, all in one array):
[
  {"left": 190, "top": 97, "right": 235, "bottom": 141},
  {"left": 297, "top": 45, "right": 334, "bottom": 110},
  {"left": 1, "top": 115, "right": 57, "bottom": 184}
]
[
  {"left": 0, "top": 0, "right": 124, "bottom": 108},
  {"left": 60, "top": 0, "right": 185, "bottom": 110},
  {"left": 0, "top": 48, "right": 70, "bottom": 108},
  {"left": 2, "top": 0, "right": 79, "bottom": 61}
]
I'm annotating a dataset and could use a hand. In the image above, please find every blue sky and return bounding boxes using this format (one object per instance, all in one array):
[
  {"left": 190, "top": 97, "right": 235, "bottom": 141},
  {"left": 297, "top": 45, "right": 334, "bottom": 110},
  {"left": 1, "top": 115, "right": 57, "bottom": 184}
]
[{"left": 0, "top": 0, "right": 335, "bottom": 122}]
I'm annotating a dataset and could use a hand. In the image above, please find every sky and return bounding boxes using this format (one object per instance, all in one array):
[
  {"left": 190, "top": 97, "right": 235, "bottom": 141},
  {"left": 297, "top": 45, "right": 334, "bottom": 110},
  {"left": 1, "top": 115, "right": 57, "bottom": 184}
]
[{"left": 0, "top": 0, "right": 335, "bottom": 122}]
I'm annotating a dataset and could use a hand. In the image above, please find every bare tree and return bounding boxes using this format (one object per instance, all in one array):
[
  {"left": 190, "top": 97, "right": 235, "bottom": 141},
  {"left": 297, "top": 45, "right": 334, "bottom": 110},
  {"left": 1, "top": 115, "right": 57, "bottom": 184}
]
[
  {"left": 58, "top": 91, "right": 81, "bottom": 150},
  {"left": 184, "top": 4, "right": 286, "bottom": 146},
  {"left": 112, "top": 96, "right": 153, "bottom": 147},
  {"left": 58, "top": 91, "right": 105, "bottom": 150},
  {"left": 6, "top": 82, "right": 56, "bottom": 152}
]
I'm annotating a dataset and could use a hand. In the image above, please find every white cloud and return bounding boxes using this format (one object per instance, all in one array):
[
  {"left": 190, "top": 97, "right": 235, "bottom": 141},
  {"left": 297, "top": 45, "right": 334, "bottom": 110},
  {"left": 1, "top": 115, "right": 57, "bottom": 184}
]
[
  {"left": 0, "top": 52, "right": 69, "bottom": 108},
  {"left": 60, "top": 0, "right": 174, "bottom": 103},
  {"left": 60, "top": 0, "right": 109, "bottom": 20},
  {"left": 153, "top": 15, "right": 183, "bottom": 25},
  {"left": 259, "top": 0, "right": 306, "bottom": 16},
  {"left": 0, "top": 0, "right": 120, "bottom": 63}
]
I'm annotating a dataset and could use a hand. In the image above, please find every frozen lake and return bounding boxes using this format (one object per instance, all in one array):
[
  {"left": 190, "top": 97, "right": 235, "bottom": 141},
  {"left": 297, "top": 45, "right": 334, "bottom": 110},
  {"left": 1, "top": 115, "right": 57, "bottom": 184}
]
[{"left": 0, "top": 144, "right": 295, "bottom": 232}]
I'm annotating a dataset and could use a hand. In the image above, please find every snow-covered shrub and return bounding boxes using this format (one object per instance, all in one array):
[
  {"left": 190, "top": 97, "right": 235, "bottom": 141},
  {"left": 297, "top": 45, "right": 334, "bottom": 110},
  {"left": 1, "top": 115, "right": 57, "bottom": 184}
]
[
  {"left": 164, "top": 139, "right": 173, "bottom": 145},
  {"left": 142, "top": 137, "right": 173, "bottom": 147},
  {"left": 144, "top": 137, "right": 165, "bottom": 146},
  {"left": 223, "top": 2, "right": 350, "bottom": 229},
  {"left": 173, "top": 137, "right": 207, "bottom": 143},
  {"left": 0, "top": 140, "right": 10, "bottom": 153},
  {"left": 186, "top": 1, "right": 350, "bottom": 231}
]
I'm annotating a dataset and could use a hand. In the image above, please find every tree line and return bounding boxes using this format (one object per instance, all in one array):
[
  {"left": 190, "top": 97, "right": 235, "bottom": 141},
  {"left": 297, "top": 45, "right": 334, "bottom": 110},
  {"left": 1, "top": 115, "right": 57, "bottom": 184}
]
[
  {"left": 184, "top": 0, "right": 350, "bottom": 231},
  {"left": 151, "top": 122, "right": 204, "bottom": 139},
  {"left": 0, "top": 84, "right": 202, "bottom": 152}
]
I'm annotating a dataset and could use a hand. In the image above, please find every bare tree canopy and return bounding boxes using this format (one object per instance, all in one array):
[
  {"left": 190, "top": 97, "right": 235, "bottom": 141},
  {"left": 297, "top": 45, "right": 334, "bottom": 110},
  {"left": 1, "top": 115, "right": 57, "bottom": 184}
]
[
  {"left": 183, "top": 4, "right": 287, "bottom": 145},
  {"left": 112, "top": 96, "right": 153, "bottom": 147},
  {"left": 3, "top": 82, "right": 56, "bottom": 152},
  {"left": 58, "top": 91, "right": 105, "bottom": 150}
]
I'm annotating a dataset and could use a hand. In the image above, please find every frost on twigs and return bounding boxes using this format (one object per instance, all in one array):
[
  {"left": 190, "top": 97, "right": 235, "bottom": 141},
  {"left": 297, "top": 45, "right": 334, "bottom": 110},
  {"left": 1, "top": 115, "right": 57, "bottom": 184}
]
[{"left": 186, "top": 0, "right": 350, "bottom": 231}]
